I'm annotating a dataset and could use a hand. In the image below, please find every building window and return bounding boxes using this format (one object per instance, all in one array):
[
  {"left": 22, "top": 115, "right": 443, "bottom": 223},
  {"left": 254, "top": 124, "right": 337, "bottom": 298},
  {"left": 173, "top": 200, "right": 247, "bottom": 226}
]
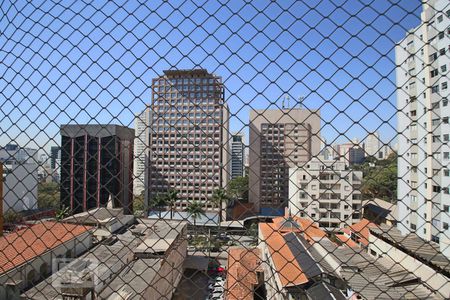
[
  {"left": 442, "top": 82, "right": 448, "bottom": 90},
  {"left": 444, "top": 223, "right": 449, "bottom": 230},
  {"left": 431, "top": 69, "right": 438, "bottom": 77},
  {"left": 432, "top": 85, "right": 439, "bottom": 93},
  {"left": 432, "top": 235, "right": 440, "bottom": 243},
  {"left": 442, "top": 65, "right": 447, "bottom": 72}
]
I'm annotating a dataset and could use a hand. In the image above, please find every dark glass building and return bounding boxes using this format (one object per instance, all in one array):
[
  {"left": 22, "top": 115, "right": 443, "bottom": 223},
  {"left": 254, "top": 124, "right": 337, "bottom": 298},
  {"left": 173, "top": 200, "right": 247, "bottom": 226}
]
[{"left": 60, "top": 125, "right": 134, "bottom": 214}]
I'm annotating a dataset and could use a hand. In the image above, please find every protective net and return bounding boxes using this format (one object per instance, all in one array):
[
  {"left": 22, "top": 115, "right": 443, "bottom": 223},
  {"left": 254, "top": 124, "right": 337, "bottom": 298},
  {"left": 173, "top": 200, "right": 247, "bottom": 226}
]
[{"left": 0, "top": 0, "right": 449, "bottom": 299}]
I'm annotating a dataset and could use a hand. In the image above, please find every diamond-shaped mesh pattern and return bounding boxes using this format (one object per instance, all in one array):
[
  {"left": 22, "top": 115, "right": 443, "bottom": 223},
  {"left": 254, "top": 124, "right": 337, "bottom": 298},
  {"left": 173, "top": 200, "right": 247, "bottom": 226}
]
[{"left": 0, "top": 0, "right": 449, "bottom": 299}]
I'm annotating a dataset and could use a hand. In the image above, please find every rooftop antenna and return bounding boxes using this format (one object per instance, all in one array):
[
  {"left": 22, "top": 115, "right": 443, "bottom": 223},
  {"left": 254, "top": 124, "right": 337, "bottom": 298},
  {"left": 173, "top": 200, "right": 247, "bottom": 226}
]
[{"left": 298, "top": 95, "right": 305, "bottom": 109}]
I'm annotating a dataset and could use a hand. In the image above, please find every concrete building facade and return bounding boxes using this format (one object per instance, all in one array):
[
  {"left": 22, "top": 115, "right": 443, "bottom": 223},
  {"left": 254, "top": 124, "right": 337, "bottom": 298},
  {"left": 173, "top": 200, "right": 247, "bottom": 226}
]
[
  {"left": 230, "top": 133, "right": 244, "bottom": 179},
  {"left": 133, "top": 107, "right": 150, "bottom": 196},
  {"left": 288, "top": 159, "right": 363, "bottom": 229},
  {"left": 248, "top": 108, "right": 321, "bottom": 215},
  {"left": 60, "top": 125, "right": 135, "bottom": 215},
  {"left": 149, "top": 69, "right": 229, "bottom": 211},
  {"left": 2, "top": 162, "right": 38, "bottom": 213},
  {"left": 396, "top": 0, "right": 450, "bottom": 256}
]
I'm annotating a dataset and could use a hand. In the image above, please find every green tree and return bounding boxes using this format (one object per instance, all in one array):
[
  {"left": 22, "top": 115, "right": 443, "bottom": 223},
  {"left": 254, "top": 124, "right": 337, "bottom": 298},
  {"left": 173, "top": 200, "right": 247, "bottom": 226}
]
[
  {"left": 3, "top": 210, "right": 22, "bottom": 224},
  {"left": 227, "top": 176, "right": 249, "bottom": 202},
  {"left": 37, "top": 182, "right": 60, "bottom": 209},
  {"left": 165, "top": 189, "right": 178, "bottom": 219},
  {"left": 185, "top": 201, "right": 206, "bottom": 226},
  {"left": 211, "top": 188, "right": 229, "bottom": 224},
  {"left": 149, "top": 193, "right": 168, "bottom": 217},
  {"left": 133, "top": 191, "right": 145, "bottom": 216},
  {"left": 360, "top": 152, "right": 398, "bottom": 202}
]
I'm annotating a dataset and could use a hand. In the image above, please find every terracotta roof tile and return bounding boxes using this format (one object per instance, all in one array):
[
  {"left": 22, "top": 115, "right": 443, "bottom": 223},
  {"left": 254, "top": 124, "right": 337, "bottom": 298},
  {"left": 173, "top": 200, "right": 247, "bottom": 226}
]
[
  {"left": 345, "top": 218, "right": 377, "bottom": 246},
  {"left": 335, "top": 234, "right": 358, "bottom": 248},
  {"left": 226, "top": 248, "right": 261, "bottom": 300},
  {"left": 260, "top": 223, "right": 309, "bottom": 287},
  {"left": 0, "top": 221, "right": 92, "bottom": 274}
]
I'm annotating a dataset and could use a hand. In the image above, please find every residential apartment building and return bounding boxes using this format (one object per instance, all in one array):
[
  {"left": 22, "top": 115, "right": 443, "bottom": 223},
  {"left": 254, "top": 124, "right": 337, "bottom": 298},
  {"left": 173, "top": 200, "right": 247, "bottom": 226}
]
[
  {"left": 396, "top": 0, "right": 450, "bottom": 257},
  {"left": 134, "top": 107, "right": 150, "bottom": 196},
  {"left": 149, "top": 69, "right": 229, "bottom": 210},
  {"left": 288, "top": 159, "right": 363, "bottom": 229},
  {"left": 249, "top": 108, "right": 321, "bottom": 215},
  {"left": 363, "top": 132, "right": 393, "bottom": 160},
  {"left": 60, "top": 125, "right": 135, "bottom": 215},
  {"left": 336, "top": 141, "right": 365, "bottom": 165},
  {"left": 230, "top": 133, "right": 244, "bottom": 179}
]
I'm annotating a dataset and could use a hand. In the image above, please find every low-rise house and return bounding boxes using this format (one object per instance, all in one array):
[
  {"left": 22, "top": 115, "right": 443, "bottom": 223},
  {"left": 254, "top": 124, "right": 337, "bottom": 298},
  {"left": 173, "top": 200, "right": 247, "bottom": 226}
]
[
  {"left": 0, "top": 221, "right": 92, "bottom": 299},
  {"left": 368, "top": 224, "right": 450, "bottom": 298},
  {"left": 226, "top": 247, "right": 263, "bottom": 300},
  {"left": 362, "top": 198, "right": 398, "bottom": 226},
  {"left": 63, "top": 207, "right": 135, "bottom": 241},
  {"left": 258, "top": 214, "right": 439, "bottom": 299},
  {"left": 258, "top": 214, "right": 347, "bottom": 299},
  {"left": 23, "top": 219, "right": 188, "bottom": 300}
]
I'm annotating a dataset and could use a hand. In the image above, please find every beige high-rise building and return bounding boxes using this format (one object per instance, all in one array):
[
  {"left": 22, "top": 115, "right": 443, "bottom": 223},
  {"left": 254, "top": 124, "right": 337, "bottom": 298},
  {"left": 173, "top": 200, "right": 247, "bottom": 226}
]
[
  {"left": 149, "top": 69, "right": 229, "bottom": 211},
  {"left": 133, "top": 106, "right": 150, "bottom": 196},
  {"left": 248, "top": 108, "right": 321, "bottom": 214}
]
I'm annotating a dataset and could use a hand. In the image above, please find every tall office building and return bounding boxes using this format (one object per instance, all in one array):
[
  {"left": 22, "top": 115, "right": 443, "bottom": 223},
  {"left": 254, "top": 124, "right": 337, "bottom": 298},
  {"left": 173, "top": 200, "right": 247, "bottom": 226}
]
[
  {"left": 230, "top": 133, "right": 244, "bottom": 179},
  {"left": 60, "top": 125, "right": 135, "bottom": 215},
  {"left": 50, "top": 146, "right": 61, "bottom": 182},
  {"left": 149, "top": 69, "right": 229, "bottom": 211},
  {"left": 248, "top": 108, "right": 321, "bottom": 215},
  {"left": 50, "top": 146, "right": 61, "bottom": 170},
  {"left": 134, "top": 107, "right": 150, "bottom": 196},
  {"left": 396, "top": 0, "right": 450, "bottom": 256}
]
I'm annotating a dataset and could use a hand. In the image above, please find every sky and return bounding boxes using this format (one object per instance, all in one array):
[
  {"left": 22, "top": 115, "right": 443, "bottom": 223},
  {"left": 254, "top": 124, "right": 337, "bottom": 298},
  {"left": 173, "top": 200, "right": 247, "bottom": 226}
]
[{"left": 0, "top": 0, "right": 423, "bottom": 154}]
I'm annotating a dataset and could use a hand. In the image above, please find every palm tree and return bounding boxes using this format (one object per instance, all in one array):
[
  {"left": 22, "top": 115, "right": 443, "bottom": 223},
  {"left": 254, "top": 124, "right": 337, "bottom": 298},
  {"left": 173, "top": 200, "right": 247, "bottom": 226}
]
[
  {"left": 212, "top": 188, "right": 229, "bottom": 224},
  {"left": 165, "top": 189, "right": 178, "bottom": 219},
  {"left": 185, "top": 201, "right": 206, "bottom": 226},
  {"left": 150, "top": 193, "right": 167, "bottom": 218}
]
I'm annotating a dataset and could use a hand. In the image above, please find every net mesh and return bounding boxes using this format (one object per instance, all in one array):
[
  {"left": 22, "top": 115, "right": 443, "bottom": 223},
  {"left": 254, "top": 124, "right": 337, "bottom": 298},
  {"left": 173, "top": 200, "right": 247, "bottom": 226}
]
[{"left": 0, "top": 0, "right": 449, "bottom": 299}]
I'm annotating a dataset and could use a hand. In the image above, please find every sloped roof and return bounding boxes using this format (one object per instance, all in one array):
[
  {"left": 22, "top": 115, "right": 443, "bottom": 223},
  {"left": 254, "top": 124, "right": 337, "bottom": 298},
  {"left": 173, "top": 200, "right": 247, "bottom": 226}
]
[
  {"left": 226, "top": 247, "right": 262, "bottom": 300},
  {"left": 259, "top": 215, "right": 328, "bottom": 288},
  {"left": 0, "top": 221, "right": 91, "bottom": 274},
  {"left": 342, "top": 218, "right": 377, "bottom": 246}
]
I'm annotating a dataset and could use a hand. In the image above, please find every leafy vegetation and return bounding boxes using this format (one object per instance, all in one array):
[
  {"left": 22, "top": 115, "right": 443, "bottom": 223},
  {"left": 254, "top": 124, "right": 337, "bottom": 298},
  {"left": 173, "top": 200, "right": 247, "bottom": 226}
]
[
  {"left": 356, "top": 152, "right": 398, "bottom": 203},
  {"left": 185, "top": 201, "right": 206, "bottom": 226},
  {"left": 227, "top": 176, "right": 249, "bottom": 202},
  {"left": 37, "top": 182, "right": 60, "bottom": 209},
  {"left": 211, "top": 188, "right": 229, "bottom": 223},
  {"left": 3, "top": 210, "right": 22, "bottom": 224}
]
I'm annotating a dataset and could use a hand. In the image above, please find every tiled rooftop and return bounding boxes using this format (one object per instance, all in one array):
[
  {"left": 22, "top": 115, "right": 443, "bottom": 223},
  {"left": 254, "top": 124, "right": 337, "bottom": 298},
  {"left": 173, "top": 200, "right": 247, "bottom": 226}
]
[
  {"left": 0, "top": 221, "right": 91, "bottom": 274},
  {"left": 226, "top": 247, "right": 262, "bottom": 300}
]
